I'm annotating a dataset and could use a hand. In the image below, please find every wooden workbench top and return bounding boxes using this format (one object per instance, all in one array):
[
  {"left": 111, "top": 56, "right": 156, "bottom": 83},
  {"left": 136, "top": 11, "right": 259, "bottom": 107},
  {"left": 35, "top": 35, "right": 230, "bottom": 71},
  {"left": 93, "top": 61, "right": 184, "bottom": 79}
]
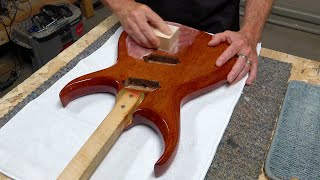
[{"left": 0, "top": 14, "right": 319, "bottom": 180}]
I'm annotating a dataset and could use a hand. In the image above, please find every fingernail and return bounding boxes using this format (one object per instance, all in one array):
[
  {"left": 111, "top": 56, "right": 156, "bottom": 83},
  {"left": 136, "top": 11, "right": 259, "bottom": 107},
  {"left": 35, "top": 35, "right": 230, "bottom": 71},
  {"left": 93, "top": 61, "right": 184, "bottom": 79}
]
[
  {"left": 208, "top": 40, "right": 216, "bottom": 46},
  {"left": 227, "top": 76, "right": 231, "bottom": 82},
  {"left": 227, "top": 74, "right": 235, "bottom": 82},
  {"left": 216, "top": 59, "right": 222, "bottom": 66},
  {"left": 246, "top": 80, "right": 252, "bottom": 86}
]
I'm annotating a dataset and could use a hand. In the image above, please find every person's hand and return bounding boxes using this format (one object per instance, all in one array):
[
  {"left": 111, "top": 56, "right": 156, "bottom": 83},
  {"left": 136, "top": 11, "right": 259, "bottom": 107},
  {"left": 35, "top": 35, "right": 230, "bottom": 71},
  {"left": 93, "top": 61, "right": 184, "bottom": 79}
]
[
  {"left": 208, "top": 30, "right": 258, "bottom": 85},
  {"left": 113, "top": 1, "right": 171, "bottom": 48}
]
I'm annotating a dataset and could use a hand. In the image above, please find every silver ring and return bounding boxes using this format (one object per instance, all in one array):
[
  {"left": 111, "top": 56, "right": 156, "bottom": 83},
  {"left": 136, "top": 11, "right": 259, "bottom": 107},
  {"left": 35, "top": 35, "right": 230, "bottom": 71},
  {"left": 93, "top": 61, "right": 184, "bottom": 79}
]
[
  {"left": 238, "top": 54, "right": 251, "bottom": 65},
  {"left": 246, "top": 59, "right": 252, "bottom": 65},
  {"left": 238, "top": 53, "right": 249, "bottom": 61}
]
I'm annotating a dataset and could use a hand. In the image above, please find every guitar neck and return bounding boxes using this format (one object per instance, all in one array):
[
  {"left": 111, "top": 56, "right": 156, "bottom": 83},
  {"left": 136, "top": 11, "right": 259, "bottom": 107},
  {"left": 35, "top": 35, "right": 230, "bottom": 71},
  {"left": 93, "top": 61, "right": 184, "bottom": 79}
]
[{"left": 58, "top": 90, "right": 144, "bottom": 180}]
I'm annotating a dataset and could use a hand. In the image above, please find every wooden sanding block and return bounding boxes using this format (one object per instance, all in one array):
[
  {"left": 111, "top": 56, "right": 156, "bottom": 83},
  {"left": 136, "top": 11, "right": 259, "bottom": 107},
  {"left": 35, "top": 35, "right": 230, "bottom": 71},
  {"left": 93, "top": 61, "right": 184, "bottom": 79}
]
[{"left": 153, "top": 24, "right": 180, "bottom": 51}]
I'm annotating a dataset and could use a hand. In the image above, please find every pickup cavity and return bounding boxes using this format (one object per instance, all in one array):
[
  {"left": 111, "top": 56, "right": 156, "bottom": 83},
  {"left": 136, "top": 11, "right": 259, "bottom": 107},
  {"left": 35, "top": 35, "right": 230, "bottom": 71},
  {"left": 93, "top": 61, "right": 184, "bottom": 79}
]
[{"left": 143, "top": 54, "right": 180, "bottom": 65}]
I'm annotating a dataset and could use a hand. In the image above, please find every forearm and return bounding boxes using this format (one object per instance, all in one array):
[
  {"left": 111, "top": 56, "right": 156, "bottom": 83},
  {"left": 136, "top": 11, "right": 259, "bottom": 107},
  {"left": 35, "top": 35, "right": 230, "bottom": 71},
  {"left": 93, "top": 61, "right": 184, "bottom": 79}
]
[{"left": 241, "top": 0, "right": 274, "bottom": 45}]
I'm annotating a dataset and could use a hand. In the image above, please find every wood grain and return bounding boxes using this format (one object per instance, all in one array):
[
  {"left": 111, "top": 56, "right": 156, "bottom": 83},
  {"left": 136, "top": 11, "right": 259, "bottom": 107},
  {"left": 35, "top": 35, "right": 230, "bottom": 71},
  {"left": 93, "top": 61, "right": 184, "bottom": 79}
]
[
  {"left": 58, "top": 90, "right": 143, "bottom": 179},
  {"left": 60, "top": 29, "right": 236, "bottom": 176},
  {"left": 261, "top": 48, "right": 320, "bottom": 85},
  {"left": 80, "top": 0, "right": 94, "bottom": 18},
  {"left": 0, "top": 173, "right": 10, "bottom": 180}
]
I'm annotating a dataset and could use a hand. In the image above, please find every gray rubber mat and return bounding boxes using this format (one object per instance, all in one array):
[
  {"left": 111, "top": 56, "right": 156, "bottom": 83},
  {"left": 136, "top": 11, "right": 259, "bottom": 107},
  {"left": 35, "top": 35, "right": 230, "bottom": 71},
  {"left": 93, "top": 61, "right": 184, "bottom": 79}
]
[
  {"left": 265, "top": 81, "right": 320, "bottom": 180},
  {"left": 206, "top": 57, "right": 291, "bottom": 179}
]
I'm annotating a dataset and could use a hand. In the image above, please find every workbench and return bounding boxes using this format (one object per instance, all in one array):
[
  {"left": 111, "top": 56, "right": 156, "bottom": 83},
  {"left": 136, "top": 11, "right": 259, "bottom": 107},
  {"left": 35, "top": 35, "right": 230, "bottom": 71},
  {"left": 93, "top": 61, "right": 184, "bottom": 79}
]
[
  {"left": 0, "top": 15, "right": 319, "bottom": 180},
  {"left": 0, "top": 0, "right": 94, "bottom": 46}
]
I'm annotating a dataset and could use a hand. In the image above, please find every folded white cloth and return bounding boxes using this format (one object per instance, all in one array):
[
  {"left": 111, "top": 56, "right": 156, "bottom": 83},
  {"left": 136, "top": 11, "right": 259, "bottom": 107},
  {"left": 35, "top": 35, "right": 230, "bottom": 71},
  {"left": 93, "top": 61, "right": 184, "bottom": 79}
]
[{"left": 0, "top": 27, "right": 261, "bottom": 180}]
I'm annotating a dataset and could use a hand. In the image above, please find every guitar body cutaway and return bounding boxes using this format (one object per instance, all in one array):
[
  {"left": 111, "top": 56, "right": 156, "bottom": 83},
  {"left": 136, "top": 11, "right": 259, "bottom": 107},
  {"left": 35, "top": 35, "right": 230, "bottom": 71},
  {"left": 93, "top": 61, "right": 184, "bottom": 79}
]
[{"left": 60, "top": 24, "right": 236, "bottom": 176}]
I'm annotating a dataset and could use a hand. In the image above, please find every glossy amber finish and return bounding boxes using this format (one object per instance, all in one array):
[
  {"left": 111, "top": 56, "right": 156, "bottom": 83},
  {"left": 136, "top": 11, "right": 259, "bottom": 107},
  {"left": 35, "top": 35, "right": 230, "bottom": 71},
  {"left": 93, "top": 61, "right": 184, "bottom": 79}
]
[{"left": 60, "top": 29, "right": 236, "bottom": 176}]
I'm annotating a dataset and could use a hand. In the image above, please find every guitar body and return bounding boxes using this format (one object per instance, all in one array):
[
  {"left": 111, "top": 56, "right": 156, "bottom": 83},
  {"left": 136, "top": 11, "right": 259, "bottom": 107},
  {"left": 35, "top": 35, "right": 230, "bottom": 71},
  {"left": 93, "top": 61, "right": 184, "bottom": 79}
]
[{"left": 60, "top": 24, "right": 236, "bottom": 176}]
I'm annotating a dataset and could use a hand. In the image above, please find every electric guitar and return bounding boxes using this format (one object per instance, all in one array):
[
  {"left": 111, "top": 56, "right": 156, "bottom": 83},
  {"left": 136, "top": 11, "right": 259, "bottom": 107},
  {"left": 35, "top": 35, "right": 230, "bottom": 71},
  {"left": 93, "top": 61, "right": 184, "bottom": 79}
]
[{"left": 58, "top": 24, "right": 236, "bottom": 179}]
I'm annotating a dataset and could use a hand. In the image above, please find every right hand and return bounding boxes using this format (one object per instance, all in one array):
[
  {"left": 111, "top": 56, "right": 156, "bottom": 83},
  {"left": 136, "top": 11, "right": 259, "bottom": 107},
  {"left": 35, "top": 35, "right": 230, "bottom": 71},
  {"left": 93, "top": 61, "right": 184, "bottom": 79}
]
[{"left": 113, "top": 1, "right": 172, "bottom": 48}]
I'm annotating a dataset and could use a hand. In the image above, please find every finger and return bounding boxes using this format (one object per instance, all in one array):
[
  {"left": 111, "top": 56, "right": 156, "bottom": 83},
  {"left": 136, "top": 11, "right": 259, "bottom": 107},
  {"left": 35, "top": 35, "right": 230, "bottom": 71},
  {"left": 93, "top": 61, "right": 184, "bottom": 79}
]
[
  {"left": 216, "top": 42, "right": 241, "bottom": 67},
  {"left": 227, "top": 56, "right": 247, "bottom": 83},
  {"left": 230, "top": 63, "right": 251, "bottom": 85},
  {"left": 123, "top": 23, "right": 142, "bottom": 45},
  {"left": 123, "top": 19, "right": 142, "bottom": 45},
  {"left": 208, "top": 32, "right": 227, "bottom": 46},
  {"left": 131, "top": 35, "right": 142, "bottom": 46},
  {"left": 130, "top": 21, "right": 154, "bottom": 48},
  {"left": 145, "top": 7, "right": 171, "bottom": 35},
  {"left": 135, "top": 17, "right": 160, "bottom": 48},
  {"left": 246, "top": 59, "right": 258, "bottom": 85}
]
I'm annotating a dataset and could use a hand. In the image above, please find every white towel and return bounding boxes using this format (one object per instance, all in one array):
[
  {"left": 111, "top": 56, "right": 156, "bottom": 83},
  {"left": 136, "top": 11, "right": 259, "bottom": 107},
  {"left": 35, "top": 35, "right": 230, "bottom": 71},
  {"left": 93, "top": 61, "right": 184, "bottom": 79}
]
[{"left": 0, "top": 27, "right": 261, "bottom": 180}]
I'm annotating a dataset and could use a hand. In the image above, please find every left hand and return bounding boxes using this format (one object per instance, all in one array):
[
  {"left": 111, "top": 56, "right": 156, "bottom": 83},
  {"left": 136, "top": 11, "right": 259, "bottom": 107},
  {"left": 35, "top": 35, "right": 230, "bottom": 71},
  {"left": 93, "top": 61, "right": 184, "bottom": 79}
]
[{"left": 208, "top": 30, "right": 258, "bottom": 85}]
